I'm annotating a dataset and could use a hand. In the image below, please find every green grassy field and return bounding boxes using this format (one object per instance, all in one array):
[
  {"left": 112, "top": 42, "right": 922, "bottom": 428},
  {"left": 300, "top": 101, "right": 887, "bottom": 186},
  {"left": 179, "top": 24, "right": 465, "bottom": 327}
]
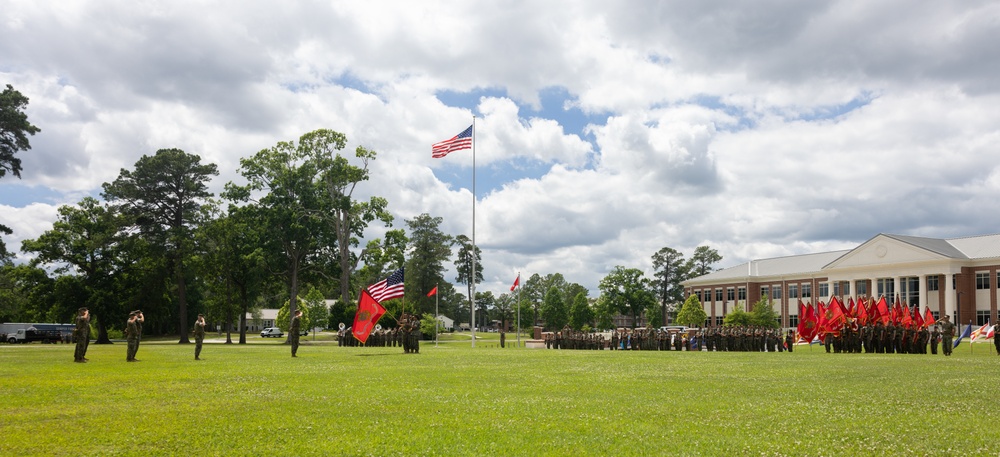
[{"left": 2, "top": 334, "right": 998, "bottom": 456}]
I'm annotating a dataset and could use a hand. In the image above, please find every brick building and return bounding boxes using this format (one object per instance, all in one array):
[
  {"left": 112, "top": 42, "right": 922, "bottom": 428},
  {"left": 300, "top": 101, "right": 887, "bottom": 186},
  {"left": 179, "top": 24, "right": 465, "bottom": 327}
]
[{"left": 682, "top": 233, "right": 1000, "bottom": 329}]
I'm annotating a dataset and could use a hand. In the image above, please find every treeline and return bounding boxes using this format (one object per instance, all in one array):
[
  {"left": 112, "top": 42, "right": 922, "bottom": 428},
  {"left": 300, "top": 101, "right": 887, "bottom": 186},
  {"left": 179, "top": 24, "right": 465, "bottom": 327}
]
[
  {"left": 1, "top": 123, "right": 726, "bottom": 341},
  {"left": 0, "top": 130, "right": 493, "bottom": 343}
]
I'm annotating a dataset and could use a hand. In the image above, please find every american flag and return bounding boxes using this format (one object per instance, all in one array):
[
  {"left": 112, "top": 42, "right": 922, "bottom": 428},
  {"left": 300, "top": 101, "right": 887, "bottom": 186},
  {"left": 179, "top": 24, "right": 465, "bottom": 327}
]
[
  {"left": 431, "top": 125, "right": 472, "bottom": 158},
  {"left": 367, "top": 267, "right": 405, "bottom": 303}
]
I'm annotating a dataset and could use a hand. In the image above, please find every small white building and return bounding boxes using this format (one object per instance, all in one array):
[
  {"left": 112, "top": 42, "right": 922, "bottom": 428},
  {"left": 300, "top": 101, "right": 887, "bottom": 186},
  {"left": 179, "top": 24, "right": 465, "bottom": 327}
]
[
  {"left": 436, "top": 315, "right": 454, "bottom": 331},
  {"left": 242, "top": 309, "right": 279, "bottom": 332}
]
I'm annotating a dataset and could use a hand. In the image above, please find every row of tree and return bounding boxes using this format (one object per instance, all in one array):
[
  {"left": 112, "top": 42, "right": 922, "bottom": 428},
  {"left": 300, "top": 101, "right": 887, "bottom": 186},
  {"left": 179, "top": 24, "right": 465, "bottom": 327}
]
[
  {"left": 1, "top": 84, "right": 731, "bottom": 338},
  {"left": 0, "top": 126, "right": 497, "bottom": 343}
]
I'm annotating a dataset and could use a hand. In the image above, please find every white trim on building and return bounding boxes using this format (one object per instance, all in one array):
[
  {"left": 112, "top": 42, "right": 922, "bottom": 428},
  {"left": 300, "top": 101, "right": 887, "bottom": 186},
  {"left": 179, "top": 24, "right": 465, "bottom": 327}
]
[{"left": 682, "top": 233, "right": 1000, "bottom": 328}]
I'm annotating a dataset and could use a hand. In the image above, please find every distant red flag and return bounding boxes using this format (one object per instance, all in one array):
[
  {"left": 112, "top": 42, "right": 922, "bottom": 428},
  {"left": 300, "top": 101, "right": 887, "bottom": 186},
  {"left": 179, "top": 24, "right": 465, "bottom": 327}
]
[
  {"left": 798, "top": 301, "right": 818, "bottom": 343},
  {"left": 856, "top": 297, "right": 869, "bottom": 326},
  {"left": 826, "top": 296, "right": 847, "bottom": 335},
  {"left": 352, "top": 289, "right": 386, "bottom": 344},
  {"left": 914, "top": 306, "right": 924, "bottom": 328},
  {"left": 816, "top": 300, "right": 827, "bottom": 332},
  {"left": 805, "top": 304, "right": 819, "bottom": 341},
  {"left": 893, "top": 297, "right": 906, "bottom": 325},
  {"left": 901, "top": 304, "right": 913, "bottom": 328},
  {"left": 876, "top": 296, "right": 890, "bottom": 325},
  {"left": 510, "top": 274, "right": 520, "bottom": 292},
  {"left": 836, "top": 295, "right": 849, "bottom": 315},
  {"left": 923, "top": 308, "right": 936, "bottom": 327},
  {"left": 796, "top": 300, "right": 807, "bottom": 338},
  {"left": 427, "top": 286, "right": 438, "bottom": 297}
]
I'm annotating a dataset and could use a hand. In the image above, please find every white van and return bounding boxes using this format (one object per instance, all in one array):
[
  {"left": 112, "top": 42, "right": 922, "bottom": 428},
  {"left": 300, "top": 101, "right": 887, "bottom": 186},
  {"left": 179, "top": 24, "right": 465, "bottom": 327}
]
[{"left": 260, "top": 327, "right": 284, "bottom": 338}]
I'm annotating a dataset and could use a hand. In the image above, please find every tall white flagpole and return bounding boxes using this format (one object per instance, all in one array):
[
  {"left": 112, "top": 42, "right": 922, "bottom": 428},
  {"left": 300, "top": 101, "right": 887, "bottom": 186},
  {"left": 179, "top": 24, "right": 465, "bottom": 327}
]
[
  {"left": 471, "top": 116, "right": 477, "bottom": 348},
  {"left": 435, "top": 282, "right": 439, "bottom": 348},
  {"left": 516, "top": 272, "right": 521, "bottom": 347}
]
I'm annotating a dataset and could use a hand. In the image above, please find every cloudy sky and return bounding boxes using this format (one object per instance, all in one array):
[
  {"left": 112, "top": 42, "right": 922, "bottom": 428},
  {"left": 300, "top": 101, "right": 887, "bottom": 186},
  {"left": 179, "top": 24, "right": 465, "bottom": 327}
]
[{"left": 3, "top": 1, "right": 1000, "bottom": 296}]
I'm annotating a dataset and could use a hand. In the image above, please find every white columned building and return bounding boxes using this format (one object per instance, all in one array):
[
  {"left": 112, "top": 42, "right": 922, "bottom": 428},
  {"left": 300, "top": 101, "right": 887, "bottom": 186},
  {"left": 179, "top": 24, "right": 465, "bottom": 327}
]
[{"left": 683, "top": 233, "right": 1000, "bottom": 328}]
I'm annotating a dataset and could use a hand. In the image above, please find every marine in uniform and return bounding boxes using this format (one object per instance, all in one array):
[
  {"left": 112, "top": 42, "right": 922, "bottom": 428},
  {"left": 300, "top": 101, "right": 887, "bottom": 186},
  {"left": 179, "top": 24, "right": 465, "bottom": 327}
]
[
  {"left": 194, "top": 314, "right": 206, "bottom": 360},
  {"left": 74, "top": 307, "right": 90, "bottom": 363},
  {"left": 125, "top": 311, "right": 142, "bottom": 362},
  {"left": 938, "top": 315, "right": 955, "bottom": 356}
]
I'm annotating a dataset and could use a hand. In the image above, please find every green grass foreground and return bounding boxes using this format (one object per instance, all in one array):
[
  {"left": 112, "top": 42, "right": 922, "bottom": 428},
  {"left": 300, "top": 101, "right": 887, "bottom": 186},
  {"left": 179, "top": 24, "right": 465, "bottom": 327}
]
[{"left": 2, "top": 336, "right": 999, "bottom": 456}]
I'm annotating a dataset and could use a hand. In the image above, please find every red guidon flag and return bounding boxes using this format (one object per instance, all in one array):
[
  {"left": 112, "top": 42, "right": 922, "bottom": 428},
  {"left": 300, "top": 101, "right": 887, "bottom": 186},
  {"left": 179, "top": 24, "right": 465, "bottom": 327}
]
[
  {"left": 876, "top": 296, "right": 890, "bottom": 325},
  {"left": 352, "top": 289, "right": 386, "bottom": 344},
  {"left": 923, "top": 307, "right": 936, "bottom": 327},
  {"left": 510, "top": 274, "right": 520, "bottom": 292},
  {"left": 427, "top": 286, "right": 438, "bottom": 297}
]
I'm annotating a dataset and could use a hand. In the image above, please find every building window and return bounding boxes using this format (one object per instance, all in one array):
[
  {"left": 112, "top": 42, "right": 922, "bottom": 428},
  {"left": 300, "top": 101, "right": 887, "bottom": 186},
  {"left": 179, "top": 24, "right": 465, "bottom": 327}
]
[
  {"left": 760, "top": 286, "right": 770, "bottom": 300},
  {"left": 802, "top": 284, "right": 812, "bottom": 298},
  {"left": 715, "top": 289, "right": 723, "bottom": 301},
  {"left": 977, "top": 310, "right": 990, "bottom": 326},
  {"left": 789, "top": 285, "right": 799, "bottom": 299},
  {"left": 727, "top": 288, "right": 735, "bottom": 301},
  {"left": 877, "top": 279, "right": 894, "bottom": 297},
  {"left": 901, "top": 277, "right": 919, "bottom": 306},
  {"left": 855, "top": 280, "right": 868, "bottom": 296},
  {"left": 788, "top": 315, "right": 799, "bottom": 328},
  {"left": 715, "top": 316, "right": 724, "bottom": 326},
  {"left": 738, "top": 287, "right": 746, "bottom": 300},
  {"left": 772, "top": 285, "right": 782, "bottom": 299},
  {"left": 927, "top": 275, "right": 939, "bottom": 292},
  {"left": 819, "top": 283, "right": 829, "bottom": 297},
  {"left": 841, "top": 281, "right": 850, "bottom": 296},
  {"left": 976, "top": 272, "right": 990, "bottom": 290}
]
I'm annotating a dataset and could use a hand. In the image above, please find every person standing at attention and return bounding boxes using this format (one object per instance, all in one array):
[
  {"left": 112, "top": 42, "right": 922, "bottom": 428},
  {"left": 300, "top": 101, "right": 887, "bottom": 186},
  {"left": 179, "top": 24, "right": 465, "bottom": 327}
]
[
  {"left": 126, "top": 311, "right": 140, "bottom": 362},
  {"left": 74, "top": 307, "right": 90, "bottom": 363},
  {"left": 938, "top": 315, "right": 955, "bottom": 356},
  {"left": 194, "top": 314, "right": 206, "bottom": 360}
]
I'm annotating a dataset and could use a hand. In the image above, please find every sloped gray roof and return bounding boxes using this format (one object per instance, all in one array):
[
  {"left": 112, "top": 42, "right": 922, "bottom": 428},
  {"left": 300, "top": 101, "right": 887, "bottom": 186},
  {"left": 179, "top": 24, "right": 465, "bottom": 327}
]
[
  {"left": 684, "top": 233, "right": 1000, "bottom": 286},
  {"left": 686, "top": 250, "right": 849, "bottom": 284},
  {"left": 883, "top": 234, "right": 968, "bottom": 259},
  {"left": 945, "top": 233, "right": 1000, "bottom": 259}
]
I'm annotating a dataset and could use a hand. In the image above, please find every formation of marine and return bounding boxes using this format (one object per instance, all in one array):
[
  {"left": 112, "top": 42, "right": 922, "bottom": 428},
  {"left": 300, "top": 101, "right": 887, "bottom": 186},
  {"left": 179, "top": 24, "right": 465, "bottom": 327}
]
[
  {"left": 544, "top": 325, "right": 798, "bottom": 352},
  {"left": 819, "top": 319, "right": 948, "bottom": 354}
]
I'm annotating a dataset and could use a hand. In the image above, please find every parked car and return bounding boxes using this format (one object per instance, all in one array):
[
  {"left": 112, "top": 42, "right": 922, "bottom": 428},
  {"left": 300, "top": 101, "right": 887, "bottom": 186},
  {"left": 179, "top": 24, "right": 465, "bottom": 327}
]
[{"left": 260, "top": 327, "right": 284, "bottom": 338}]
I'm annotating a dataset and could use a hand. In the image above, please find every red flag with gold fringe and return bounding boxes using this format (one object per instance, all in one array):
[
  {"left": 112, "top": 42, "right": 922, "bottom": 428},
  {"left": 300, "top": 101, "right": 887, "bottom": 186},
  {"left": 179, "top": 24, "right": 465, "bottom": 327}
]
[
  {"left": 352, "top": 289, "right": 386, "bottom": 344},
  {"left": 923, "top": 307, "right": 936, "bottom": 327}
]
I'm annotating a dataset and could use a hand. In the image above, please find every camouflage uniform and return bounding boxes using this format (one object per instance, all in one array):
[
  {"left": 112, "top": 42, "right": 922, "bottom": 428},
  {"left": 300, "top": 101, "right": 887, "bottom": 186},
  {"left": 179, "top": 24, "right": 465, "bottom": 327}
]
[
  {"left": 193, "top": 314, "right": 206, "bottom": 360},
  {"left": 74, "top": 308, "right": 90, "bottom": 362},
  {"left": 125, "top": 311, "right": 141, "bottom": 362},
  {"left": 939, "top": 317, "right": 955, "bottom": 356}
]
